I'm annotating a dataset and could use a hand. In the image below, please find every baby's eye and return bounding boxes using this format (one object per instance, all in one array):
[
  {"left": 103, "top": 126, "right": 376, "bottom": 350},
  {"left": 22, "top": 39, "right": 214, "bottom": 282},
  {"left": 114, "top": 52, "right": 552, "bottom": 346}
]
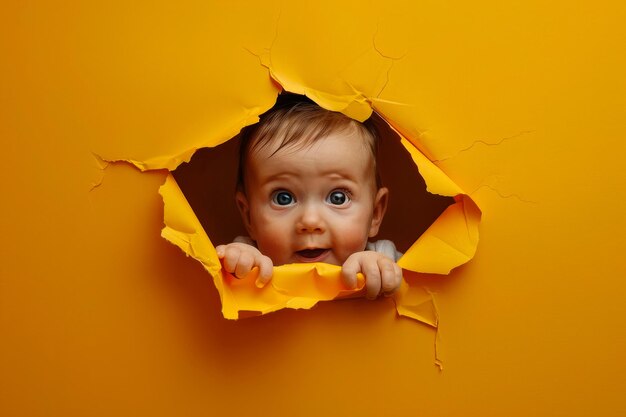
[
  {"left": 271, "top": 190, "right": 295, "bottom": 206},
  {"left": 327, "top": 190, "right": 350, "bottom": 206}
]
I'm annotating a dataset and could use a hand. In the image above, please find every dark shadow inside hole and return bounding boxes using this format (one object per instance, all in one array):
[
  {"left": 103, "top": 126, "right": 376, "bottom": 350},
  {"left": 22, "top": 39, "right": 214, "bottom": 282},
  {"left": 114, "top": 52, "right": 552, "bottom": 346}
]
[
  {"left": 173, "top": 137, "right": 247, "bottom": 246},
  {"left": 173, "top": 111, "right": 453, "bottom": 254},
  {"left": 371, "top": 114, "right": 454, "bottom": 251}
]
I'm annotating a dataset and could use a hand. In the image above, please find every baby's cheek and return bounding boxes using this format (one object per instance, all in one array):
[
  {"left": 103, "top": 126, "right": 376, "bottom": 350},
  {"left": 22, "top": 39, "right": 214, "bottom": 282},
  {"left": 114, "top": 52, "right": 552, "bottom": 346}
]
[
  {"left": 335, "top": 227, "right": 371, "bottom": 263},
  {"left": 255, "top": 224, "right": 291, "bottom": 265}
]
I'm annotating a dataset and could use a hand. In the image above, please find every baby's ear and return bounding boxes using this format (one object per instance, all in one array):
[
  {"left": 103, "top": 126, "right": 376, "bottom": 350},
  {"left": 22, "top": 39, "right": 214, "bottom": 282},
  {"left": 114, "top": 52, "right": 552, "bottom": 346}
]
[
  {"left": 369, "top": 187, "right": 389, "bottom": 237},
  {"left": 235, "top": 191, "right": 256, "bottom": 240}
]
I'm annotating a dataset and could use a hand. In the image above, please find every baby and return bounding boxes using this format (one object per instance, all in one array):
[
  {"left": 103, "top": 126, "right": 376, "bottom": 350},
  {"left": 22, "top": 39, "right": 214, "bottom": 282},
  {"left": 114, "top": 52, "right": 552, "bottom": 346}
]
[{"left": 216, "top": 96, "right": 402, "bottom": 299}]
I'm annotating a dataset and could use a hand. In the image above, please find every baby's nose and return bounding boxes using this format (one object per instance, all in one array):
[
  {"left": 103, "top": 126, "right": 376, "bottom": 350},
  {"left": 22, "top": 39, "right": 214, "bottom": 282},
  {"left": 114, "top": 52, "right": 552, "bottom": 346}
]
[{"left": 296, "top": 205, "right": 325, "bottom": 233}]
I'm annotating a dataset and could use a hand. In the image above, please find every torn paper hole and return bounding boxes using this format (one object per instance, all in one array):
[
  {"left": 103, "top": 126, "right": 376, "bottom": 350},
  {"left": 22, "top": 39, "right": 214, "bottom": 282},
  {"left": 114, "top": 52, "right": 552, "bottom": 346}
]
[{"left": 161, "top": 92, "right": 481, "bottom": 324}]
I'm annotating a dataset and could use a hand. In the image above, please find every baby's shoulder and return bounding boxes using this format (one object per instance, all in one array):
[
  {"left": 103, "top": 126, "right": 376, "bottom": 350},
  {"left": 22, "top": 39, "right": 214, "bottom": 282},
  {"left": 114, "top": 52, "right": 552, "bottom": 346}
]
[
  {"left": 233, "top": 235, "right": 256, "bottom": 246},
  {"left": 366, "top": 240, "right": 402, "bottom": 261}
]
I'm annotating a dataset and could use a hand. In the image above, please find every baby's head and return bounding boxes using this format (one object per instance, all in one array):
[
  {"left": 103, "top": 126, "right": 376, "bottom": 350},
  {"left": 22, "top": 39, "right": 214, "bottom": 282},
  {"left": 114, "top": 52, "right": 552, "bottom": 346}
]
[{"left": 235, "top": 96, "right": 388, "bottom": 266}]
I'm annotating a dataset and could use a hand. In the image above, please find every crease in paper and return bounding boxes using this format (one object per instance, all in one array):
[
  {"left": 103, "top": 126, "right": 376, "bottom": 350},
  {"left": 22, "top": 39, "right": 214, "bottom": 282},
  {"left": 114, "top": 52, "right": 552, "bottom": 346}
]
[{"left": 255, "top": 48, "right": 374, "bottom": 122}]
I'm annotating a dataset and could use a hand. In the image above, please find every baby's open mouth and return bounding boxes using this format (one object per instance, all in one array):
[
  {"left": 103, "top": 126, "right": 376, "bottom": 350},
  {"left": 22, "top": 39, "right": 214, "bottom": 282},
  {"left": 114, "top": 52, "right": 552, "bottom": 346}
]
[{"left": 295, "top": 248, "right": 329, "bottom": 262}]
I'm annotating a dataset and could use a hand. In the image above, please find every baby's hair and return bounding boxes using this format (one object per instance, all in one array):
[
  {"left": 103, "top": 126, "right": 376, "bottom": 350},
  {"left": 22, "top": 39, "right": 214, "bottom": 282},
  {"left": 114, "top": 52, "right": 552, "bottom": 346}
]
[{"left": 237, "top": 93, "right": 381, "bottom": 192}]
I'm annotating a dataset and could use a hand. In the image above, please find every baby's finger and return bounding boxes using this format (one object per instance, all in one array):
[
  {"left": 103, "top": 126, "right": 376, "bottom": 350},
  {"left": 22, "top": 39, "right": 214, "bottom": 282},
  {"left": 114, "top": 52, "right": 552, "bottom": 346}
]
[
  {"left": 221, "top": 247, "right": 241, "bottom": 274},
  {"left": 385, "top": 263, "right": 402, "bottom": 296},
  {"left": 234, "top": 251, "right": 255, "bottom": 278},
  {"left": 394, "top": 263, "right": 403, "bottom": 290},
  {"left": 215, "top": 245, "right": 225, "bottom": 258},
  {"left": 341, "top": 257, "right": 360, "bottom": 289},
  {"left": 255, "top": 254, "right": 274, "bottom": 288},
  {"left": 379, "top": 258, "right": 398, "bottom": 295},
  {"left": 362, "top": 258, "right": 382, "bottom": 300}
]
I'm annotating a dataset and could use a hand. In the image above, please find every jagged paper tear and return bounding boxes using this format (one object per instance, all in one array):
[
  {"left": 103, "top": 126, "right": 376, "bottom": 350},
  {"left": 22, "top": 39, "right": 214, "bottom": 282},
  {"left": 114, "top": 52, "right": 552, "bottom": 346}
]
[{"left": 156, "top": 100, "right": 481, "bottom": 325}]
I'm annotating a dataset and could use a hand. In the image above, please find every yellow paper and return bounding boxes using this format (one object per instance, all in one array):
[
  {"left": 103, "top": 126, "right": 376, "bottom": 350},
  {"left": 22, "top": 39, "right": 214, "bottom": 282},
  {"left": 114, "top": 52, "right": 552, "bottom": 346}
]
[{"left": 6, "top": 2, "right": 624, "bottom": 414}]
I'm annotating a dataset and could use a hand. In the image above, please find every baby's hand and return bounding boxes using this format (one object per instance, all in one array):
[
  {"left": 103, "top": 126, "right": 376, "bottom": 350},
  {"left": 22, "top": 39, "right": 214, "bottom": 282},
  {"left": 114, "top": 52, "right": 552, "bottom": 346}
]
[
  {"left": 341, "top": 251, "right": 402, "bottom": 300},
  {"left": 215, "top": 243, "right": 273, "bottom": 286}
]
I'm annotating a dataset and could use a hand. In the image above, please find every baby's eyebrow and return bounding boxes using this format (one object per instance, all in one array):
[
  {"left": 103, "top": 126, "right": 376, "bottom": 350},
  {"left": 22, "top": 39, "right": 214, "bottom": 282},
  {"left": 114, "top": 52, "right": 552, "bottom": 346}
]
[
  {"left": 260, "top": 172, "right": 297, "bottom": 182},
  {"left": 254, "top": 172, "right": 301, "bottom": 187},
  {"left": 323, "top": 172, "right": 360, "bottom": 182}
]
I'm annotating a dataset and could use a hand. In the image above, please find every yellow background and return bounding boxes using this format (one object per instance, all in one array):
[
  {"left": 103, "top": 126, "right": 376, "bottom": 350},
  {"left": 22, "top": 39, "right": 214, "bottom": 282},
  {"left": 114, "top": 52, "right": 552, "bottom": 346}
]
[{"left": 2, "top": 1, "right": 625, "bottom": 416}]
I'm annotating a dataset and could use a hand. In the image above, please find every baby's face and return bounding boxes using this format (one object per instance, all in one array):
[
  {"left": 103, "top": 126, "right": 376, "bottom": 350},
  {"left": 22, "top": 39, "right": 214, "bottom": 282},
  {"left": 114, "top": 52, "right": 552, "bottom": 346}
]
[{"left": 237, "top": 130, "right": 387, "bottom": 266}]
